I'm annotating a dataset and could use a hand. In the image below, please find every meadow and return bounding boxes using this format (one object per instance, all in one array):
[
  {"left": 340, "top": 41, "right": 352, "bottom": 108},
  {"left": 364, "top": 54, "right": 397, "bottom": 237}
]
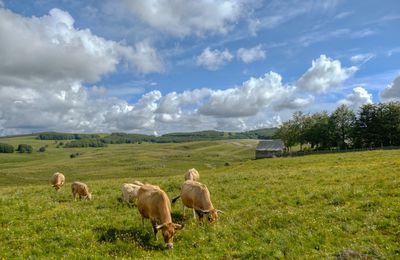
[{"left": 0, "top": 136, "right": 399, "bottom": 259}]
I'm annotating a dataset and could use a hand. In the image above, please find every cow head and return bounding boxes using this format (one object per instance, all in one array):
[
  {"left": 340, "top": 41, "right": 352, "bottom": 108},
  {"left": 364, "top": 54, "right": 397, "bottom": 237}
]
[
  {"left": 202, "top": 208, "right": 224, "bottom": 224},
  {"left": 86, "top": 193, "right": 92, "bottom": 200},
  {"left": 156, "top": 223, "right": 183, "bottom": 249}
]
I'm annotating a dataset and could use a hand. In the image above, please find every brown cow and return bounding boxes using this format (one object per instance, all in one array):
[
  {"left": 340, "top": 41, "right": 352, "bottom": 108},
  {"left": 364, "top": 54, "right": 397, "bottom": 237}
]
[
  {"left": 184, "top": 168, "right": 200, "bottom": 181},
  {"left": 51, "top": 172, "right": 65, "bottom": 191},
  {"left": 71, "top": 181, "right": 92, "bottom": 200},
  {"left": 137, "top": 184, "right": 183, "bottom": 249},
  {"left": 172, "top": 180, "right": 222, "bottom": 224}
]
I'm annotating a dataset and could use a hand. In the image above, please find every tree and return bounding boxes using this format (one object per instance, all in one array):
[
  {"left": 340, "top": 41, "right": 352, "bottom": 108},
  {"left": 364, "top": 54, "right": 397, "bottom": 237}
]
[
  {"left": 274, "top": 121, "right": 297, "bottom": 151},
  {"left": 303, "top": 112, "right": 331, "bottom": 149},
  {"left": 16, "top": 144, "right": 33, "bottom": 153},
  {"left": 0, "top": 143, "right": 14, "bottom": 153},
  {"left": 330, "top": 104, "right": 356, "bottom": 149}
]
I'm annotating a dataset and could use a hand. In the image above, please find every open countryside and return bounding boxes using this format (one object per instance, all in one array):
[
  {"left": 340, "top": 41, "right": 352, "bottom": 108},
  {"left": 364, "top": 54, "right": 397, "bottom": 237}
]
[{"left": 1, "top": 134, "right": 399, "bottom": 258}]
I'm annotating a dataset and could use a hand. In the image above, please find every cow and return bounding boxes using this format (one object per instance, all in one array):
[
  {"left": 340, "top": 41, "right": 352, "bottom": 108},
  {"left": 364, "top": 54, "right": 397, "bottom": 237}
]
[
  {"left": 184, "top": 168, "right": 199, "bottom": 181},
  {"left": 71, "top": 181, "right": 92, "bottom": 200},
  {"left": 137, "top": 184, "right": 183, "bottom": 249},
  {"left": 172, "top": 180, "right": 222, "bottom": 224},
  {"left": 121, "top": 183, "right": 142, "bottom": 203},
  {"left": 51, "top": 172, "right": 65, "bottom": 191}
]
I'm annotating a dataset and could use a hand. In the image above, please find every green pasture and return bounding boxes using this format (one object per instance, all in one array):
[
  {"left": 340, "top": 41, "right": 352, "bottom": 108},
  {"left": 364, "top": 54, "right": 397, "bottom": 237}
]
[{"left": 0, "top": 136, "right": 399, "bottom": 259}]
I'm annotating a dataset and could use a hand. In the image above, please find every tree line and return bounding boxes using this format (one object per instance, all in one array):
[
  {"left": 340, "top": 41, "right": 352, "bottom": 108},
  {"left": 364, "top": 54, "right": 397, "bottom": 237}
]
[{"left": 274, "top": 102, "right": 400, "bottom": 151}]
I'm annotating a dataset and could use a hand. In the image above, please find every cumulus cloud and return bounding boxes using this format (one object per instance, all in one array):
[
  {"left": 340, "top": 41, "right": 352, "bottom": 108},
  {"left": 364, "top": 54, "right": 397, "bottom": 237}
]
[
  {"left": 237, "top": 45, "right": 266, "bottom": 63},
  {"left": 0, "top": 8, "right": 163, "bottom": 85},
  {"left": 196, "top": 48, "right": 233, "bottom": 70},
  {"left": 121, "top": 0, "right": 243, "bottom": 37},
  {"left": 297, "top": 55, "right": 357, "bottom": 93},
  {"left": 199, "top": 72, "right": 303, "bottom": 117},
  {"left": 338, "top": 87, "right": 373, "bottom": 110},
  {"left": 380, "top": 75, "right": 400, "bottom": 101}
]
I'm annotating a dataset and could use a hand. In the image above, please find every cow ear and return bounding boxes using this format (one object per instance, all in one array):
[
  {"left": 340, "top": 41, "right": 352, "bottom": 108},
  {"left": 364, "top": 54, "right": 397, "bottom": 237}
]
[
  {"left": 156, "top": 224, "right": 165, "bottom": 230},
  {"left": 173, "top": 223, "right": 183, "bottom": 230}
]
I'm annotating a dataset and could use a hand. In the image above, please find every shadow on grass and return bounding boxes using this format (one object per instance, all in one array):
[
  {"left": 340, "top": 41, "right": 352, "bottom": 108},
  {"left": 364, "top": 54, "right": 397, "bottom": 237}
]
[
  {"left": 171, "top": 211, "right": 186, "bottom": 224},
  {"left": 95, "top": 226, "right": 163, "bottom": 251}
]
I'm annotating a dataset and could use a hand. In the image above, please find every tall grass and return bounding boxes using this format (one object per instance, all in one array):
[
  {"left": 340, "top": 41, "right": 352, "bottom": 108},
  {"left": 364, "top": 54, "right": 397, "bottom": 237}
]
[{"left": 0, "top": 136, "right": 399, "bottom": 258}]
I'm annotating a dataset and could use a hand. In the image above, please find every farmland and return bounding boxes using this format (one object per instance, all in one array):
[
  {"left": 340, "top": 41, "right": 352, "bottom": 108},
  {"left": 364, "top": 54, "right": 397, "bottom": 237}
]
[{"left": 0, "top": 135, "right": 399, "bottom": 259}]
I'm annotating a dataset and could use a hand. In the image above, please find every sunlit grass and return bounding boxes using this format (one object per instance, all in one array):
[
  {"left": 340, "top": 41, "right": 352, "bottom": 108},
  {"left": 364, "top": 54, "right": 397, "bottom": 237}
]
[{"left": 0, "top": 136, "right": 399, "bottom": 258}]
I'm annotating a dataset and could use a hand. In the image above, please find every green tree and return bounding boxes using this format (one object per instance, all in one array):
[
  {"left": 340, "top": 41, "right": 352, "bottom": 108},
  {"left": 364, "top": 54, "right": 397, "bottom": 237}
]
[
  {"left": 0, "top": 143, "right": 14, "bottom": 153},
  {"left": 330, "top": 104, "right": 356, "bottom": 149},
  {"left": 16, "top": 144, "right": 33, "bottom": 153},
  {"left": 274, "top": 121, "right": 297, "bottom": 151},
  {"left": 303, "top": 112, "right": 331, "bottom": 149}
]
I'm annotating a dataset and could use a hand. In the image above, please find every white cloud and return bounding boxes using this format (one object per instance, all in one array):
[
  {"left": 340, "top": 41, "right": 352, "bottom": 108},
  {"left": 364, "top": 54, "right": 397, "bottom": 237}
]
[
  {"left": 0, "top": 8, "right": 163, "bottom": 85},
  {"left": 334, "top": 11, "right": 353, "bottom": 19},
  {"left": 297, "top": 55, "right": 357, "bottom": 93},
  {"left": 380, "top": 75, "right": 400, "bottom": 101},
  {"left": 199, "top": 72, "right": 302, "bottom": 117},
  {"left": 121, "top": 0, "right": 244, "bottom": 37},
  {"left": 237, "top": 45, "right": 266, "bottom": 63},
  {"left": 196, "top": 48, "right": 233, "bottom": 71},
  {"left": 387, "top": 47, "right": 400, "bottom": 57},
  {"left": 350, "top": 53, "right": 375, "bottom": 64},
  {"left": 338, "top": 87, "right": 373, "bottom": 110}
]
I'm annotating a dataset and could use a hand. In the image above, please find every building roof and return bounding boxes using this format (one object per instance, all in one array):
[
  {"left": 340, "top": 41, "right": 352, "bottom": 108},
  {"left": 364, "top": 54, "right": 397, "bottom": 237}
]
[{"left": 256, "top": 139, "right": 285, "bottom": 151}]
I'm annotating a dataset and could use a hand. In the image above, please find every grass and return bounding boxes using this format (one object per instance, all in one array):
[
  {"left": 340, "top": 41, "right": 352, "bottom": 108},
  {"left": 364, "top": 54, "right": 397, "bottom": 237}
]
[{"left": 0, "top": 136, "right": 399, "bottom": 259}]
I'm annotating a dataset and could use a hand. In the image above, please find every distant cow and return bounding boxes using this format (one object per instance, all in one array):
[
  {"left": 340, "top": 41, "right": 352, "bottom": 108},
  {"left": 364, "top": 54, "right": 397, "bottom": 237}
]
[
  {"left": 121, "top": 183, "right": 142, "bottom": 203},
  {"left": 184, "top": 168, "right": 199, "bottom": 181},
  {"left": 51, "top": 172, "right": 65, "bottom": 191},
  {"left": 173, "top": 180, "right": 222, "bottom": 223},
  {"left": 71, "top": 181, "right": 92, "bottom": 200},
  {"left": 137, "top": 184, "right": 183, "bottom": 249}
]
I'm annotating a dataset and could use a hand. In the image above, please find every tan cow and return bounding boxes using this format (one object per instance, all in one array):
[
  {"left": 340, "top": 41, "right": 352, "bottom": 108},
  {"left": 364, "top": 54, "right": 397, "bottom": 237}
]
[
  {"left": 137, "top": 184, "right": 183, "bottom": 249},
  {"left": 184, "top": 168, "right": 199, "bottom": 181},
  {"left": 71, "top": 181, "right": 92, "bottom": 200},
  {"left": 51, "top": 172, "right": 65, "bottom": 191},
  {"left": 172, "top": 180, "right": 222, "bottom": 224},
  {"left": 121, "top": 183, "right": 142, "bottom": 203}
]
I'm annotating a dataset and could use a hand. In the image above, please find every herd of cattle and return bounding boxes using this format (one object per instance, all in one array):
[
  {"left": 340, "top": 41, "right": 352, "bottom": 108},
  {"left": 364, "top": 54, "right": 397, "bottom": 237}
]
[{"left": 50, "top": 168, "right": 222, "bottom": 249}]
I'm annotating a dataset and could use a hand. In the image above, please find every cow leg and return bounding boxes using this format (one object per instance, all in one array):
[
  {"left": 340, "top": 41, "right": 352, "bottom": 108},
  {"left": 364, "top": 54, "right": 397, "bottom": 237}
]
[
  {"left": 182, "top": 205, "right": 186, "bottom": 217},
  {"left": 192, "top": 208, "right": 196, "bottom": 219},
  {"left": 151, "top": 220, "right": 158, "bottom": 241},
  {"left": 195, "top": 209, "right": 204, "bottom": 222}
]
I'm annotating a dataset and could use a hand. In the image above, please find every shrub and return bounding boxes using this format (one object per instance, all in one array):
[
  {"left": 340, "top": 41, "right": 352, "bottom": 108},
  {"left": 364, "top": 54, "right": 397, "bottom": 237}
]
[
  {"left": 38, "top": 147, "right": 46, "bottom": 152},
  {"left": 16, "top": 144, "right": 33, "bottom": 153},
  {"left": 0, "top": 143, "right": 14, "bottom": 153}
]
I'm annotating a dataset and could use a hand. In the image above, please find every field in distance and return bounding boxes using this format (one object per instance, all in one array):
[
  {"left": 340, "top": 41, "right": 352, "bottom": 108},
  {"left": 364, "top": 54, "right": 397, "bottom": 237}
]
[{"left": 0, "top": 135, "right": 399, "bottom": 258}]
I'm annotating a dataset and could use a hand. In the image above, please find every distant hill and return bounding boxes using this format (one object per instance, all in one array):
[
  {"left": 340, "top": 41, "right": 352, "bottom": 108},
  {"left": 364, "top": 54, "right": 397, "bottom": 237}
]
[{"left": 11, "top": 128, "right": 278, "bottom": 144}]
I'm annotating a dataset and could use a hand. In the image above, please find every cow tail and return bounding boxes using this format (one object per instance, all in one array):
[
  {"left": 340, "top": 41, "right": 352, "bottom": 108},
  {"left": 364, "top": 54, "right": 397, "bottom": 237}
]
[{"left": 172, "top": 195, "right": 181, "bottom": 204}]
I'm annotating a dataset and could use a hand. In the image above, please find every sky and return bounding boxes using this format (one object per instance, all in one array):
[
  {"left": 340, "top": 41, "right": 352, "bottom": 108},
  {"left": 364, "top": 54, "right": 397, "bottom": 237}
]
[{"left": 0, "top": 0, "right": 399, "bottom": 136}]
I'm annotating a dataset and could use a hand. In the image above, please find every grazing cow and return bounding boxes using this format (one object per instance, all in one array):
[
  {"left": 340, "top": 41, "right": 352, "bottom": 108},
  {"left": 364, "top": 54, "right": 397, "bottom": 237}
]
[
  {"left": 51, "top": 172, "right": 65, "bottom": 191},
  {"left": 71, "top": 181, "right": 92, "bottom": 200},
  {"left": 121, "top": 183, "right": 142, "bottom": 203},
  {"left": 172, "top": 180, "right": 222, "bottom": 224},
  {"left": 137, "top": 184, "right": 183, "bottom": 249},
  {"left": 184, "top": 168, "right": 199, "bottom": 181}
]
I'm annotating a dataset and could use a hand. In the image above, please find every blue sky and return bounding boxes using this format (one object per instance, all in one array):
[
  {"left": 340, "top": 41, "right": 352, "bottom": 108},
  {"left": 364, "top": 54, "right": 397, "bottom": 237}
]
[{"left": 0, "top": 0, "right": 399, "bottom": 135}]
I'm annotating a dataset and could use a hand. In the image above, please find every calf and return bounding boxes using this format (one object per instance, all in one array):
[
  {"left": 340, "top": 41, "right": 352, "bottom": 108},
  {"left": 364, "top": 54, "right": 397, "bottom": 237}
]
[
  {"left": 173, "top": 180, "right": 222, "bottom": 223},
  {"left": 71, "top": 181, "right": 92, "bottom": 200},
  {"left": 51, "top": 172, "right": 65, "bottom": 191},
  {"left": 137, "top": 184, "right": 183, "bottom": 249}
]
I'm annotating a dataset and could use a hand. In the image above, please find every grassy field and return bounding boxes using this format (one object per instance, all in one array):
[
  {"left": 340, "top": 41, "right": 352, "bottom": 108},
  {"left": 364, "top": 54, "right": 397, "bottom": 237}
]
[{"left": 0, "top": 136, "right": 399, "bottom": 259}]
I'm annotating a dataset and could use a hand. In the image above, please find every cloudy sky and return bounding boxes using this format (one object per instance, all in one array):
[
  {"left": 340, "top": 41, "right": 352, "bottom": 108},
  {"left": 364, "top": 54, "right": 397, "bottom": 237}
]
[{"left": 0, "top": 0, "right": 399, "bottom": 136}]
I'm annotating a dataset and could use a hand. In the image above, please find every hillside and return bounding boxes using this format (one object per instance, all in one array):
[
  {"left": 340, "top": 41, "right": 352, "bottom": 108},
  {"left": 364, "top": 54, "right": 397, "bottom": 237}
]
[{"left": 0, "top": 136, "right": 399, "bottom": 258}]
